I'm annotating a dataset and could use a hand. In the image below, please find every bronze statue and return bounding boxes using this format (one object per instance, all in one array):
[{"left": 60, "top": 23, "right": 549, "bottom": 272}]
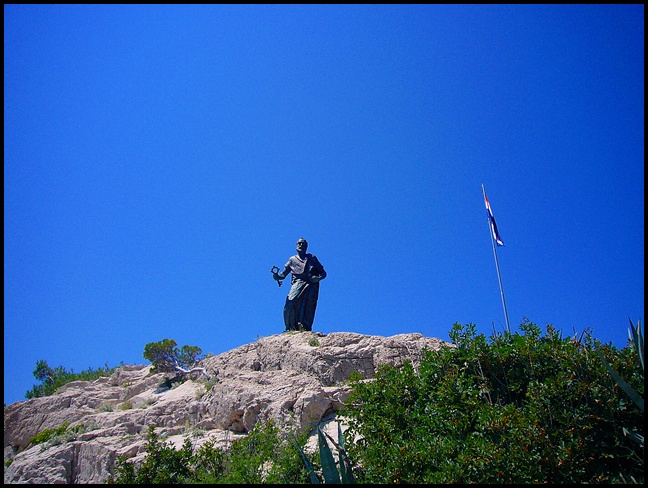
[{"left": 271, "top": 238, "right": 327, "bottom": 332}]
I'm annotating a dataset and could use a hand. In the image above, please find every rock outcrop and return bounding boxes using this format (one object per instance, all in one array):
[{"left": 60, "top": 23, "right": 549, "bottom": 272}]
[{"left": 4, "top": 331, "right": 450, "bottom": 484}]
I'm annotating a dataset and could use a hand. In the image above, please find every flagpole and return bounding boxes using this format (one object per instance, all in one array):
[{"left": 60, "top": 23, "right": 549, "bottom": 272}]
[{"left": 482, "top": 184, "right": 511, "bottom": 333}]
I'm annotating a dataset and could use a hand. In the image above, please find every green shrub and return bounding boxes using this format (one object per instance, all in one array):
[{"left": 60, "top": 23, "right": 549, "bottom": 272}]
[
  {"left": 108, "top": 420, "right": 310, "bottom": 484},
  {"left": 109, "top": 427, "right": 196, "bottom": 484},
  {"left": 202, "top": 377, "right": 218, "bottom": 392},
  {"left": 29, "top": 422, "right": 71, "bottom": 445},
  {"left": 29, "top": 422, "right": 86, "bottom": 448},
  {"left": 143, "top": 339, "right": 203, "bottom": 375},
  {"left": 341, "top": 320, "right": 644, "bottom": 484},
  {"left": 25, "top": 360, "right": 118, "bottom": 399}
]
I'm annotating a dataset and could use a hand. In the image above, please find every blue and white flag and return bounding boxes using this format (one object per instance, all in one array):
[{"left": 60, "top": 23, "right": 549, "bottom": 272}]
[{"left": 483, "top": 190, "right": 504, "bottom": 247}]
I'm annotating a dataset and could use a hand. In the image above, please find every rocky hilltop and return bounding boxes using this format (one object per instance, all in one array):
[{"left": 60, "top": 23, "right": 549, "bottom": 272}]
[{"left": 4, "top": 331, "right": 450, "bottom": 484}]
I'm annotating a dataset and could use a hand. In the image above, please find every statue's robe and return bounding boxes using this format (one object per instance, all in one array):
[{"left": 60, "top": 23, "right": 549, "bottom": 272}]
[{"left": 277, "top": 253, "right": 326, "bottom": 331}]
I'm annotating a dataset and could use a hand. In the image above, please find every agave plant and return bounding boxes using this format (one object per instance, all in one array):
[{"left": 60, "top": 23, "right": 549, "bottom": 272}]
[
  {"left": 594, "top": 318, "right": 643, "bottom": 446},
  {"left": 294, "top": 422, "right": 355, "bottom": 484}
]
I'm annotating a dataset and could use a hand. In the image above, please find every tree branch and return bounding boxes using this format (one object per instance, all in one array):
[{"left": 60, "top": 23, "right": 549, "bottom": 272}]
[{"left": 174, "top": 361, "right": 210, "bottom": 379}]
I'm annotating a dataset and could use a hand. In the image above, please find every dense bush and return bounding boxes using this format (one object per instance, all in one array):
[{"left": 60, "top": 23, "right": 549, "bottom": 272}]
[
  {"left": 341, "top": 320, "right": 644, "bottom": 484},
  {"left": 108, "top": 420, "right": 311, "bottom": 484},
  {"left": 25, "top": 360, "right": 117, "bottom": 399}
]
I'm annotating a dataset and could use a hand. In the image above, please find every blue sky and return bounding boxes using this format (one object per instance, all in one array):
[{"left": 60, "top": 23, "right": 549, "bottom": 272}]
[{"left": 4, "top": 4, "right": 644, "bottom": 406}]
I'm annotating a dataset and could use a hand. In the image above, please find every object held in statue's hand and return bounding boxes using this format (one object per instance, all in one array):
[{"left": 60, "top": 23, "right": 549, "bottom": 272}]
[{"left": 271, "top": 266, "right": 283, "bottom": 287}]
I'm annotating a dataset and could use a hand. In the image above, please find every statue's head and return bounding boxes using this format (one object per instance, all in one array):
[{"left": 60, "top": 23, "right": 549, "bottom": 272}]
[{"left": 296, "top": 238, "right": 308, "bottom": 252}]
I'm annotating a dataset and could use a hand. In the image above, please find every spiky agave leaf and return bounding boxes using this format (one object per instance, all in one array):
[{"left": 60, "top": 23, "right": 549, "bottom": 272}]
[
  {"left": 318, "top": 426, "right": 341, "bottom": 484},
  {"left": 337, "top": 422, "right": 355, "bottom": 484},
  {"left": 593, "top": 319, "right": 644, "bottom": 414},
  {"left": 292, "top": 434, "right": 320, "bottom": 484},
  {"left": 628, "top": 318, "right": 643, "bottom": 371}
]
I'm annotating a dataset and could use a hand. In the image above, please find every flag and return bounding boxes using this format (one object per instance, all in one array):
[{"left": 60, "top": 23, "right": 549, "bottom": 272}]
[{"left": 483, "top": 188, "right": 504, "bottom": 246}]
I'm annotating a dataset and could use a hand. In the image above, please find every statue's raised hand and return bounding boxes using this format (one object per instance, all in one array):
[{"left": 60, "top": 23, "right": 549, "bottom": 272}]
[{"left": 270, "top": 266, "right": 283, "bottom": 287}]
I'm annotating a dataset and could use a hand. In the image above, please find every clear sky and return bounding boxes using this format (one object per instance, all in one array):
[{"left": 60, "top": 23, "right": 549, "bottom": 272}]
[{"left": 4, "top": 5, "right": 644, "bottom": 406}]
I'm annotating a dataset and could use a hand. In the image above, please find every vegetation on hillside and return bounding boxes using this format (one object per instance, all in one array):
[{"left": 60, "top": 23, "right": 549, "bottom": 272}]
[
  {"left": 24, "top": 360, "right": 118, "bottom": 399},
  {"left": 142, "top": 338, "right": 204, "bottom": 375},
  {"left": 21, "top": 318, "right": 644, "bottom": 483},
  {"left": 108, "top": 421, "right": 308, "bottom": 484},
  {"left": 23, "top": 338, "right": 206, "bottom": 401},
  {"left": 341, "top": 319, "right": 643, "bottom": 483}
]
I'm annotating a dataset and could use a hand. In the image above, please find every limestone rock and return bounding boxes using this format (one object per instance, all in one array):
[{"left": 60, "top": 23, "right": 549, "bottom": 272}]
[{"left": 4, "top": 331, "right": 450, "bottom": 484}]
